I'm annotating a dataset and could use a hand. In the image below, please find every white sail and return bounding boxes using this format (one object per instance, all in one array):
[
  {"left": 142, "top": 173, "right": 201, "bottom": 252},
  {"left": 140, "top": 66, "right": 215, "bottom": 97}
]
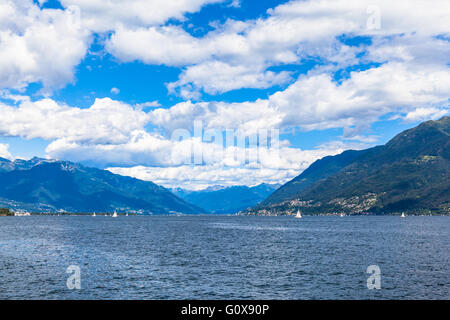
[
  {"left": 295, "top": 210, "right": 302, "bottom": 219},
  {"left": 112, "top": 211, "right": 118, "bottom": 218},
  {"left": 401, "top": 212, "right": 406, "bottom": 218}
]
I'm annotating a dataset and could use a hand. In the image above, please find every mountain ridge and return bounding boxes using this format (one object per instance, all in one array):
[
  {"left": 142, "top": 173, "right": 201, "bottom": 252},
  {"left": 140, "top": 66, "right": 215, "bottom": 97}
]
[
  {"left": 0, "top": 158, "right": 204, "bottom": 214},
  {"left": 173, "top": 183, "right": 280, "bottom": 214},
  {"left": 247, "top": 116, "right": 450, "bottom": 216}
]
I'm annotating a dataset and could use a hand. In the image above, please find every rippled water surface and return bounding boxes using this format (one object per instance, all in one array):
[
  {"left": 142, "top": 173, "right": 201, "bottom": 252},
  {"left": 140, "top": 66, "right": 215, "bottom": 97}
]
[{"left": 0, "top": 215, "right": 449, "bottom": 299}]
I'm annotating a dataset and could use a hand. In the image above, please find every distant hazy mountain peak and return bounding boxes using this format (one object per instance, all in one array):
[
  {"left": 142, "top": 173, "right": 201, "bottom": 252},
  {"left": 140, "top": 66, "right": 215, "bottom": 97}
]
[
  {"left": 174, "top": 183, "right": 280, "bottom": 214},
  {"left": 202, "top": 185, "right": 227, "bottom": 192}
]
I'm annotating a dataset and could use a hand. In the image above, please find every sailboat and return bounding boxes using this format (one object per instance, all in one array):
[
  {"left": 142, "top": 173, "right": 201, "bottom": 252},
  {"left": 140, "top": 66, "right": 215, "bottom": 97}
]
[
  {"left": 92, "top": 212, "right": 96, "bottom": 217},
  {"left": 340, "top": 213, "right": 345, "bottom": 217},
  {"left": 112, "top": 211, "right": 118, "bottom": 218},
  {"left": 401, "top": 212, "right": 406, "bottom": 218},
  {"left": 294, "top": 210, "right": 302, "bottom": 219}
]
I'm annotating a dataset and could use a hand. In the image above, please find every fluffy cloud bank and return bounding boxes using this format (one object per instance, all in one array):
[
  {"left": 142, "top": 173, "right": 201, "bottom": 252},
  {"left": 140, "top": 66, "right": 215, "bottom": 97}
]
[
  {"left": 0, "top": 0, "right": 226, "bottom": 92},
  {"left": 0, "top": 0, "right": 91, "bottom": 91},
  {"left": 150, "top": 62, "right": 450, "bottom": 136},
  {"left": 105, "top": 0, "right": 450, "bottom": 97},
  {"left": 0, "top": 98, "right": 148, "bottom": 144},
  {"left": 106, "top": 141, "right": 358, "bottom": 190},
  {"left": 2, "top": 0, "right": 448, "bottom": 97}
]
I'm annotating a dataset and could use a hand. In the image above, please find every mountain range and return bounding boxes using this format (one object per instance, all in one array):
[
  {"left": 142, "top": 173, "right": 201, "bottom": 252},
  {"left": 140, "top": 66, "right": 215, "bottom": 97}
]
[
  {"left": 248, "top": 116, "right": 450, "bottom": 215},
  {"left": 172, "top": 184, "right": 280, "bottom": 214},
  {"left": 0, "top": 117, "right": 448, "bottom": 215},
  {"left": 0, "top": 158, "right": 203, "bottom": 214}
]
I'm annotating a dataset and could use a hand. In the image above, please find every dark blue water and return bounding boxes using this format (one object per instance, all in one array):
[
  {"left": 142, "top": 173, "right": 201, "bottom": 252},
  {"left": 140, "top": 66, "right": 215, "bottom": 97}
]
[{"left": 0, "top": 215, "right": 448, "bottom": 299}]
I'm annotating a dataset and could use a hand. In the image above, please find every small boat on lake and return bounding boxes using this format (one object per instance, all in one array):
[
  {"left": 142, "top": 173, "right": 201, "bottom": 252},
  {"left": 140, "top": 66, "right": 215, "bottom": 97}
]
[{"left": 294, "top": 210, "right": 302, "bottom": 219}]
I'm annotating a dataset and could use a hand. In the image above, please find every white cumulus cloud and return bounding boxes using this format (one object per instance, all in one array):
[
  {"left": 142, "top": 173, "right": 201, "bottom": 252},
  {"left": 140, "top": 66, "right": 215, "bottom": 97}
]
[
  {"left": 149, "top": 62, "right": 450, "bottom": 136},
  {"left": 0, "top": 143, "right": 12, "bottom": 160},
  {"left": 105, "top": 0, "right": 450, "bottom": 96},
  {"left": 59, "top": 0, "right": 226, "bottom": 32},
  {"left": 0, "top": 0, "right": 91, "bottom": 91},
  {"left": 106, "top": 140, "right": 365, "bottom": 190},
  {"left": 0, "top": 98, "right": 149, "bottom": 144}
]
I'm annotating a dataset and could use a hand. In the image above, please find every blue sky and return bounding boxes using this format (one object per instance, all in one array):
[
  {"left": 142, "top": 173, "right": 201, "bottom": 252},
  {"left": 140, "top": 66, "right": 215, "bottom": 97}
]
[{"left": 0, "top": 0, "right": 448, "bottom": 189}]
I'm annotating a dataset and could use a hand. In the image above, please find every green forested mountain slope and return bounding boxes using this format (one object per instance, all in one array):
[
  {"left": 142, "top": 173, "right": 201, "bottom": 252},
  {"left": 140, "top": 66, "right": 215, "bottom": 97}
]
[{"left": 248, "top": 117, "right": 450, "bottom": 215}]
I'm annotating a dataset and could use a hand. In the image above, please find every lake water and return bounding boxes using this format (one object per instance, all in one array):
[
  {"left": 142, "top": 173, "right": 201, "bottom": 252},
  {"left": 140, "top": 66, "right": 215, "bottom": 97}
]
[{"left": 0, "top": 215, "right": 448, "bottom": 299}]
